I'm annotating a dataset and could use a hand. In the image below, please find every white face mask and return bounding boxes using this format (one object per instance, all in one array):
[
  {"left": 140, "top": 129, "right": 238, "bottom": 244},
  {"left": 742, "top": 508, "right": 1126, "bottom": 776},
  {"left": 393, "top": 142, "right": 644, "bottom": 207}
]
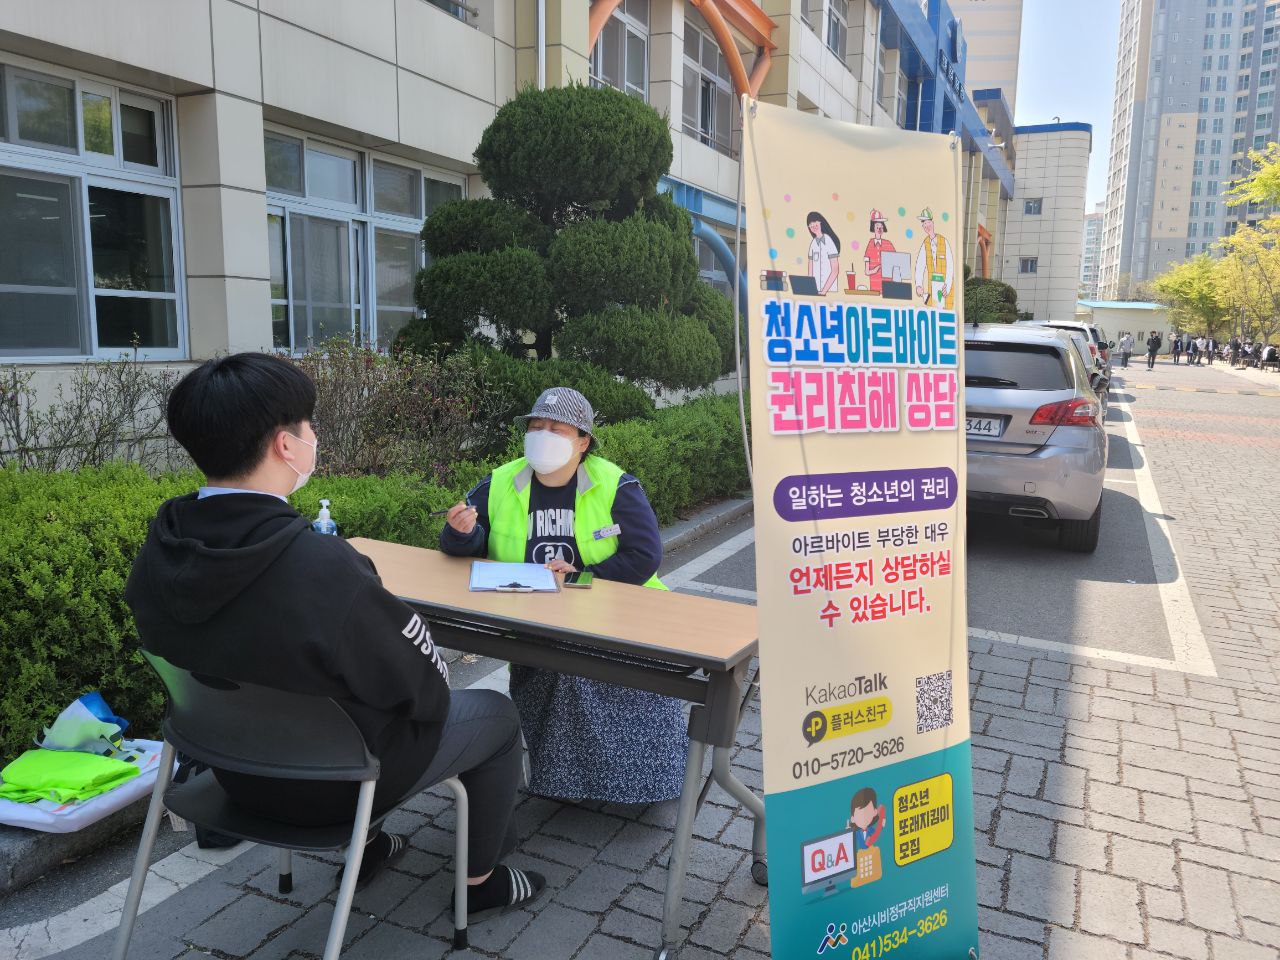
[
  {"left": 284, "top": 432, "right": 318, "bottom": 494},
  {"left": 524, "top": 429, "right": 575, "bottom": 475}
]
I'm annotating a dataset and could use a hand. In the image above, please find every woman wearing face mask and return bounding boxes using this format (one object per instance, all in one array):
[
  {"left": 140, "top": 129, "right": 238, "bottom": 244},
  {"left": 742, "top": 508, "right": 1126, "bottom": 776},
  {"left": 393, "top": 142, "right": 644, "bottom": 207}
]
[{"left": 439, "top": 387, "right": 684, "bottom": 803}]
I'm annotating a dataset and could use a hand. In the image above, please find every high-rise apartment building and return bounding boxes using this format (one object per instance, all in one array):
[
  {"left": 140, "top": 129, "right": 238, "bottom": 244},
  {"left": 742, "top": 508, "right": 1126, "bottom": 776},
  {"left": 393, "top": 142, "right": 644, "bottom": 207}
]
[
  {"left": 1099, "top": 0, "right": 1274, "bottom": 299},
  {"left": 947, "top": 0, "right": 1024, "bottom": 112},
  {"left": 1081, "top": 201, "right": 1105, "bottom": 298}
]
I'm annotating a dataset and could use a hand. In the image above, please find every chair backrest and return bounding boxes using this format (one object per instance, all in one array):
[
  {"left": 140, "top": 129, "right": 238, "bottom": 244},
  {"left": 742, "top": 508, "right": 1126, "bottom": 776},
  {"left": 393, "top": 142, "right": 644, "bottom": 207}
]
[{"left": 143, "top": 651, "right": 378, "bottom": 782}]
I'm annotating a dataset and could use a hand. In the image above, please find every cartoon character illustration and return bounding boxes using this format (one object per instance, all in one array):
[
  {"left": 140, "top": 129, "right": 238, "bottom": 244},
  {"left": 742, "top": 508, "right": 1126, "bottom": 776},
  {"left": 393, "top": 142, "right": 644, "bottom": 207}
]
[
  {"left": 817, "top": 922, "right": 850, "bottom": 955},
  {"left": 863, "top": 209, "right": 897, "bottom": 294},
  {"left": 847, "top": 786, "right": 887, "bottom": 889},
  {"left": 848, "top": 786, "right": 887, "bottom": 850},
  {"left": 807, "top": 211, "right": 842, "bottom": 296},
  {"left": 913, "top": 207, "right": 955, "bottom": 309}
]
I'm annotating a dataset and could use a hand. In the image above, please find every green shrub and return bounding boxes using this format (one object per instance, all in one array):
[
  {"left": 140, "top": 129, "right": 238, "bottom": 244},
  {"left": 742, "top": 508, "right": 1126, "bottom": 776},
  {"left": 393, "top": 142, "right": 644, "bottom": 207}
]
[
  {"left": 475, "top": 83, "right": 672, "bottom": 225},
  {"left": 413, "top": 247, "right": 553, "bottom": 352},
  {"left": 685, "top": 280, "right": 741, "bottom": 376},
  {"left": 548, "top": 214, "right": 697, "bottom": 317},
  {"left": 0, "top": 464, "right": 195, "bottom": 763},
  {"left": 594, "top": 393, "right": 749, "bottom": 525},
  {"left": 475, "top": 347, "right": 656, "bottom": 430},
  {"left": 422, "top": 198, "right": 552, "bottom": 259},
  {"left": 556, "top": 305, "right": 722, "bottom": 391}
]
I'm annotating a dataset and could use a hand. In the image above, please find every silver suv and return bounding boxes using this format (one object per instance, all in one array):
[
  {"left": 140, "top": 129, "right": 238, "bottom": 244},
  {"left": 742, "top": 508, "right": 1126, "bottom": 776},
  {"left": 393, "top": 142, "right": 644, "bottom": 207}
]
[{"left": 964, "top": 324, "right": 1108, "bottom": 552}]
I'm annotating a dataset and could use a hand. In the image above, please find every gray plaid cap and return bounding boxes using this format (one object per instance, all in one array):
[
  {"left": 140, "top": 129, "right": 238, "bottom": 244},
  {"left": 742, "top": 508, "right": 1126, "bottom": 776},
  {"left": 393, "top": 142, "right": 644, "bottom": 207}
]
[{"left": 517, "top": 387, "right": 596, "bottom": 440}]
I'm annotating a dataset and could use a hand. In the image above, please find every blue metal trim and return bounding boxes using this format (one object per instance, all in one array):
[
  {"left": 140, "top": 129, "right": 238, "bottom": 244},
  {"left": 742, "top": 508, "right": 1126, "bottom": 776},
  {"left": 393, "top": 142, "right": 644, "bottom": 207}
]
[
  {"left": 659, "top": 175, "right": 739, "bottom": 228},
  {"left": 1014, "top": 122, "right": 1093, "bottom": 135}
]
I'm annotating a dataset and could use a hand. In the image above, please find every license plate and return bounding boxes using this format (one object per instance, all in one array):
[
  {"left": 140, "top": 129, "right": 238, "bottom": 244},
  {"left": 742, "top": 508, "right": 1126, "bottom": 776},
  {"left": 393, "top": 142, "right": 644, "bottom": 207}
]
[{"left": 965, "top": 416, "right": 1004, "bottom": 438}]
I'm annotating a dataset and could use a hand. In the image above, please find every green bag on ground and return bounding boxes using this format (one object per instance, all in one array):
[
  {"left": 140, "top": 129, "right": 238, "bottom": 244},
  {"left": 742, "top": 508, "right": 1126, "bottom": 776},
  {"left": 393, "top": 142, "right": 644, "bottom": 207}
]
[{"left": 0, "top": 749, "right": 141, "bottom": 804}]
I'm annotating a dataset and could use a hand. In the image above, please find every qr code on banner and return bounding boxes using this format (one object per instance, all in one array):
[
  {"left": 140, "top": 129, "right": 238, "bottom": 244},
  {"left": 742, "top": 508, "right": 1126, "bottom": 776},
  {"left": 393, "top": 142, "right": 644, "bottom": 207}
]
[{"left": 915, "top": 670, "right": 954, "bottom": 734}]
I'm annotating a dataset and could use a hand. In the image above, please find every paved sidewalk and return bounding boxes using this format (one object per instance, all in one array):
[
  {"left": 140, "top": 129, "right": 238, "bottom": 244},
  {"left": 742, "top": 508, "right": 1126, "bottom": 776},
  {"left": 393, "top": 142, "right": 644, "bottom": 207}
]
[{"left": 16, "top": 360, "right": 1280, "bottom": 960}]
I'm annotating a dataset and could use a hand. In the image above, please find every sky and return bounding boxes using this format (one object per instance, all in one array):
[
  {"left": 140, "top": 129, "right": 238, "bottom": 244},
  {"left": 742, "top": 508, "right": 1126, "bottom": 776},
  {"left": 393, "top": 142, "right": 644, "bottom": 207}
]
[{"left": 1013, "top": 0, "right": 1122, "bottom": 209}]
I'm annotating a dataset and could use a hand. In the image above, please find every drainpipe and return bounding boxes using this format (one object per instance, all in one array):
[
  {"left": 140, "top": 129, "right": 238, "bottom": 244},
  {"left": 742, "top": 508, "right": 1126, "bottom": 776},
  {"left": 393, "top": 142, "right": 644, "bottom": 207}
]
[
  {"left": 536, "top": 0, "right": 546, "bottom": 89},
  {"left": 690, "top": 216, "right": 748, "bottom": 319}
]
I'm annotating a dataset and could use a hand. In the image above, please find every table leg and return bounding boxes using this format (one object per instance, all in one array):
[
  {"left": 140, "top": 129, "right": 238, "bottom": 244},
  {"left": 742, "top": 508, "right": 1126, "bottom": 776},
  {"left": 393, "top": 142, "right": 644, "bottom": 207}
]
[
  {"left": 711, "top": 747, "right": 768, "bottom": 886},
  {"left": 658, "top": 738, "right": 708, "bottom": 958}
]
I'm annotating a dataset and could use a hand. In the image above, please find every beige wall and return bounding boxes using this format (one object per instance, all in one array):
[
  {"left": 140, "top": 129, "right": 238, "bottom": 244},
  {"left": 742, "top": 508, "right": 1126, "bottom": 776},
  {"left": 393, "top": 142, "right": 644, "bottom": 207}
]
[
  {"left": 1006, "top": 128, "right": 1090, "bottom": 323},
  {"left": 0, "top": 0, "right": 516, "bottom": 364},
  {"left": 949, "top": 0, "right": 1023, "bottom": 111},
  {"left": 1146, "top": 112, "right": 1195, "bottom": 279}
]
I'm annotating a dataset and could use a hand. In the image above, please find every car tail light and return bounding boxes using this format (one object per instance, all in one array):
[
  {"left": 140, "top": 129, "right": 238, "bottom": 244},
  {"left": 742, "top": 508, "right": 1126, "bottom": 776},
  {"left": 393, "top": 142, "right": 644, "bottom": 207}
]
[{"left": 1030, "top": 398, "right": 1099, "bottom": 426}]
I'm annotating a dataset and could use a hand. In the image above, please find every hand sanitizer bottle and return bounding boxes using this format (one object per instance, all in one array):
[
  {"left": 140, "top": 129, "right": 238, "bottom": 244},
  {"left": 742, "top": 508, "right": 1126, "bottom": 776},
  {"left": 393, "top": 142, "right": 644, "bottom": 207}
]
[{"left": 312, "top": 499, "right": 338, "bottom": 536}]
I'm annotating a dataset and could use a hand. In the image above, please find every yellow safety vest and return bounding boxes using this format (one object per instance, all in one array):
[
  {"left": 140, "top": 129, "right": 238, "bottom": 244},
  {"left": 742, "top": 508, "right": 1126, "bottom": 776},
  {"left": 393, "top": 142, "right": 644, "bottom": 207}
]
[
  {"left": 924, "top": 236, "right": 954, "bottom": 309},
  {"left": 486, "top": 455, "right": 667, "bottom": 591}
]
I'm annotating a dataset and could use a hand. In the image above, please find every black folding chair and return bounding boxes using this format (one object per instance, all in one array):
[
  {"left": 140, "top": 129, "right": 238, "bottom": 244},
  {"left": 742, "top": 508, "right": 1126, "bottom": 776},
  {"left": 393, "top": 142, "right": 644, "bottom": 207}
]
[{"left": 112, "top": 652, "right": 469, "bottom": 960}]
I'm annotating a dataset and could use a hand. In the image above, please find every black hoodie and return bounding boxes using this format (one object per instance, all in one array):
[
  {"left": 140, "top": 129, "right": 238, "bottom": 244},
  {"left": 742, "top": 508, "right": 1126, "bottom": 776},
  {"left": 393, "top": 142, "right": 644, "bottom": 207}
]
[{"left": 125, "top": 492, "right": 451, "bottom": 820}]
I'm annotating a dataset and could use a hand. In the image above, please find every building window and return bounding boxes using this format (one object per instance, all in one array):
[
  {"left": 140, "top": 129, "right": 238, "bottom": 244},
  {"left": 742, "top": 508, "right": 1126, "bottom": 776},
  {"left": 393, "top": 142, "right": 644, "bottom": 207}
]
[
  {"left": 1197, "top": 118, "right": 1209, "bottom": 133},
  {"left": 827, "top": 0, "right": 849, "bottom": 60},
  {"left": 1189, "top": 221, "right": 1199, "bottom": 237},
  {"left": 1209, "top": 158, "right": 1221, "bottom": 174},
  {"left": 590, "top": 0, "right": 649, "bottom": 100},
  {"left": 0, "top": 58, "right": 182, "bottom": 359},
  {"left": 1213, "top": 117, "right": 1225, "bottom": 132},
  {"left": 682, "top": 9, "right": 736, "bottom": 158},
  {"left": 264, "top": 126, "right": 465, "bottom": 352},
  {"left": 1221, "top": 32, "right": 1233, "bottom": 47},
  {"left": 1186, "top": 241, "right": 1198, "bottom": 256},
  {"left": 1206, "top": 200, "right": 1217, "bottom": 215},
  {"left": 1024, "top": 198, "right": 1043, "bottom": 215},
  {"left": 1215, "top": 96, "right": 1227, "bottom": 111},
  {"left": 1189, "top": 200, "right": 1201, "bottom": 216},
  {"left": 1220, "top": 55, "right": 1232, "bottom": 70},
  {"left": 1019, "top": 257, "right": 1038, "bottom": 274},
  {"left": 424, "top": 0, "right": 471, "bottom": 21}
]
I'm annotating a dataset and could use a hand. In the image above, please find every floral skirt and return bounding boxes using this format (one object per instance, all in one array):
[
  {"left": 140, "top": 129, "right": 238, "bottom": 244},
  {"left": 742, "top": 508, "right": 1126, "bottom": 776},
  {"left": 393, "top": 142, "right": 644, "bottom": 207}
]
[{"left": 510, "top": 665, "right": 688, "bottom": 803}]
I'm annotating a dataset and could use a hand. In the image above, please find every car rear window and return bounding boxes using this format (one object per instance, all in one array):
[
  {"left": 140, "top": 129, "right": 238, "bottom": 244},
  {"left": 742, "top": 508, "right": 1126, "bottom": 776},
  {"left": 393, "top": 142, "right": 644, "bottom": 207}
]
[{"left": 965, "top": 342, "right": 1070, "bottom": 390}]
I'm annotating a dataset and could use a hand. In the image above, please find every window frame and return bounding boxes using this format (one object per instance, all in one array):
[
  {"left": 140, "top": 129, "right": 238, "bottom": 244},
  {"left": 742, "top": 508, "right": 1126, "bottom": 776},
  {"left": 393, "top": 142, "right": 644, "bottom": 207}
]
[
  {"left": 1024, "top": 198, "right": 1044, "bottom": 215},
  {"left": 682, "top": 10, "right": 737, "bottom": 158},
  {"left": 1019, "top": 257, "right": 1039, "bottom": 275},
  {"left": 264, "top": 122, "right": 466, "bottom": 354},
  {"left": 0, "top": 53, "right": 186, "bottom": 362}
]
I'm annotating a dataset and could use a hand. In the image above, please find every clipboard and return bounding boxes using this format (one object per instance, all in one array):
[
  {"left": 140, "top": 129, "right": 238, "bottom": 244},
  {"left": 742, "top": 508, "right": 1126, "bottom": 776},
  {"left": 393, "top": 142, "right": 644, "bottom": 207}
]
[{"left": 468, "top": 562, "right": 560, "bottom": 593}]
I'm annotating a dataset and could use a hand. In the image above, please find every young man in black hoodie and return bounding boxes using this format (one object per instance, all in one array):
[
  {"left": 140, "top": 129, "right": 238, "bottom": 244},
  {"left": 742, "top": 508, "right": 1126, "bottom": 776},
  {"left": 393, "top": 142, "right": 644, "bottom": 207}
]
[{"left": 126, "top": 352, "right": 543, "bottom": 915}]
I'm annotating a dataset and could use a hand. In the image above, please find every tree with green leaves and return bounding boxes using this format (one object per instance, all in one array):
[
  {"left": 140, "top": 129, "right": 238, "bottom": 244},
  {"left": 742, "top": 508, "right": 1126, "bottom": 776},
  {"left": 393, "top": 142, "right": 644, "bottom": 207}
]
[
  {"left": 962, "top": 265, "right": 1020, "bottom": 325},
  {"left": 401, "top": 84, "right": 726, "bottom": 393},
  {"left": 1150, "top": 254, "right": 1230, "bottom": 339},
  {"left": 1225, "top": 142, "right": 1280, "bottom": 209}
]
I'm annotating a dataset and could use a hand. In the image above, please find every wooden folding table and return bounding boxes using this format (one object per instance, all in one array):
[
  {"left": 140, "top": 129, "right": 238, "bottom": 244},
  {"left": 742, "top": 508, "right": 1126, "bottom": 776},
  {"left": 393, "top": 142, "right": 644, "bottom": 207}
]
[{"left": 349, "top": 539, "right": 766, "bottom": 959}]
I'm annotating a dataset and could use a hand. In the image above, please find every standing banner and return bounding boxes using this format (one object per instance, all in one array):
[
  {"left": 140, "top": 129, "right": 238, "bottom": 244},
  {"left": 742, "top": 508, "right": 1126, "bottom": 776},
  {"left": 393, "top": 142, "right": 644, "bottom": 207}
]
[{"left": 743, "top": 100, "right": 979, "bottom": 959}]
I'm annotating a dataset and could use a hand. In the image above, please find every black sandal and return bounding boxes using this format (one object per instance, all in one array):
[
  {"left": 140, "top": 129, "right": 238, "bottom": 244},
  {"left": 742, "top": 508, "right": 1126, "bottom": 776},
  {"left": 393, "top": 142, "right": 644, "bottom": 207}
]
[
  {"left": 454, "top": 864, "right": 547, "bottom": 923},
  {"left": 337, "top": 832, "right": 409, "bottom": 891}
]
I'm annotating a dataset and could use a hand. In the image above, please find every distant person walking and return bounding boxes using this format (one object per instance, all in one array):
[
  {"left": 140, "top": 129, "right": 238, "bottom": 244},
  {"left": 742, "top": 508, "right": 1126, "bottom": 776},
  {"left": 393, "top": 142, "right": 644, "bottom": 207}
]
[
  {"left": 1195, "top": 336, "right": 1207, "bottom": 365},
  {"left": 1206, "top": 336, "right": 1218, "bottom": 365},
  {"left": 1187, "top": 337, "right": 1199, "bottom": 366},
  {"left": 1172, "top": 335, "right": 1183, "bottom": 365},
  {"left": 1146, "top": 330, "right": 1162, "bottom": 370},
  {"left": 1118, "top": 332, "right": 1134, "bottom": 368}
]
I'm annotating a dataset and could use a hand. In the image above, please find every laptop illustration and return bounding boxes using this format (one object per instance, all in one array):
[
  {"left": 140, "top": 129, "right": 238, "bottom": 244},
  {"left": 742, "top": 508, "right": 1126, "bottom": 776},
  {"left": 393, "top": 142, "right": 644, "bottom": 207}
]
[
  {"left": 789, "top": 274, "right": 821, "bottom": 296},
  {"left": 880, "top": 251, "right": 913, "bottom": 301}
]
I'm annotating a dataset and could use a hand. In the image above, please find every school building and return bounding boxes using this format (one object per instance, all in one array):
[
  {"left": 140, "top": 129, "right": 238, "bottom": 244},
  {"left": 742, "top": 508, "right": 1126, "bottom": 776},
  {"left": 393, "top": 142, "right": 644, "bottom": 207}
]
[{"left": 0, "top": 0, "right": 1088, "bottom": 393}]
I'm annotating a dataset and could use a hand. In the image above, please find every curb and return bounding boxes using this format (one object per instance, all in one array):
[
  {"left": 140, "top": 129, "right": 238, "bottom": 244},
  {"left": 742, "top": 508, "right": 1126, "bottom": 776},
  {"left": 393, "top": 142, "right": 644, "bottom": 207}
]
[
  {"left": 0, "top": 496, "right": 757, "bottom": 897},
  {"left": 0, "top": 798, "right": 149, "bottom": 896},
  {"left": 661, "top": 496, "right": 754, "bottom": 553}
]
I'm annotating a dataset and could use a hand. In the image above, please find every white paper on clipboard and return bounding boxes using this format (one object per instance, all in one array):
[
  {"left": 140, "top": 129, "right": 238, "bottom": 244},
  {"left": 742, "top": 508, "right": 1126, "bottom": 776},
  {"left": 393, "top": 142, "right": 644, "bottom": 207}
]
[{"left": 468, "top": 562, "right": 559, "bottom": 593}]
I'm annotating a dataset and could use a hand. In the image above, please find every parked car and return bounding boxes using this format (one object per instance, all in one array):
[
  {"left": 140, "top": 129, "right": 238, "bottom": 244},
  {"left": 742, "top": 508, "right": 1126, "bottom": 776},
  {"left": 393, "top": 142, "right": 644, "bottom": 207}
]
[
  {"left": 964, "top": 324, "right": 1108, "bottom": 552},
  {"left": 1041, "top": 327, "right": 1109, "bottom": 418},
  {"left": 1039, "top": 320, "right": 1114, "bottom": 380}
]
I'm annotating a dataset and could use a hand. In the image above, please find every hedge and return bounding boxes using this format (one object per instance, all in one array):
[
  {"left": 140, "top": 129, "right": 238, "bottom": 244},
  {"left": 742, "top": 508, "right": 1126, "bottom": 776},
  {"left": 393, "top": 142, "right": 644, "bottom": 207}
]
[{"left": 0, "top": 394, "right": 748, "bottom": 761}]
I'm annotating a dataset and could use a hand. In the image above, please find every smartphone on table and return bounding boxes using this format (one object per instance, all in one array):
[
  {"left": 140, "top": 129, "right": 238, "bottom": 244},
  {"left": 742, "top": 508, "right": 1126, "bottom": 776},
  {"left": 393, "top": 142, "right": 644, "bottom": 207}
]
[{"left": 563, "top": 571, "right": 594, "bottom": 589}]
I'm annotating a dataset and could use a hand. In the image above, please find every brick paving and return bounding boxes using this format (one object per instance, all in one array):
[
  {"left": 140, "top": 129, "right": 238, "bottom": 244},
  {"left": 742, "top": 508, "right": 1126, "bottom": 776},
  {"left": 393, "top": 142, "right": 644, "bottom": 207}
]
[{"left": 47, "top": 361, "right": 1280, "bottom": 959}]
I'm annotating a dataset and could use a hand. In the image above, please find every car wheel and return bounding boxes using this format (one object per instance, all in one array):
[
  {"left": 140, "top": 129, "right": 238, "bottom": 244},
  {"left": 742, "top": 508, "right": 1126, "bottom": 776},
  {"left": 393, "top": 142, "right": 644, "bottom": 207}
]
[{"left": 1059, "top": 501, "right": 1101, "bottom": 553}]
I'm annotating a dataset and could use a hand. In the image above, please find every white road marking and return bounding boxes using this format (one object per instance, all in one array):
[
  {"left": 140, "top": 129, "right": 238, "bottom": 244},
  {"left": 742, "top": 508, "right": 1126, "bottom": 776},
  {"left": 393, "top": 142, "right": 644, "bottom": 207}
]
[
  {"left": 662, "top": 527, "right": 757, "bottom": 588},
  {"left": 0, "top": 662, "right": 517, "bottom": 959},
  {"left": 0, "top": 841, "right": 253, "bottom": 960}
]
